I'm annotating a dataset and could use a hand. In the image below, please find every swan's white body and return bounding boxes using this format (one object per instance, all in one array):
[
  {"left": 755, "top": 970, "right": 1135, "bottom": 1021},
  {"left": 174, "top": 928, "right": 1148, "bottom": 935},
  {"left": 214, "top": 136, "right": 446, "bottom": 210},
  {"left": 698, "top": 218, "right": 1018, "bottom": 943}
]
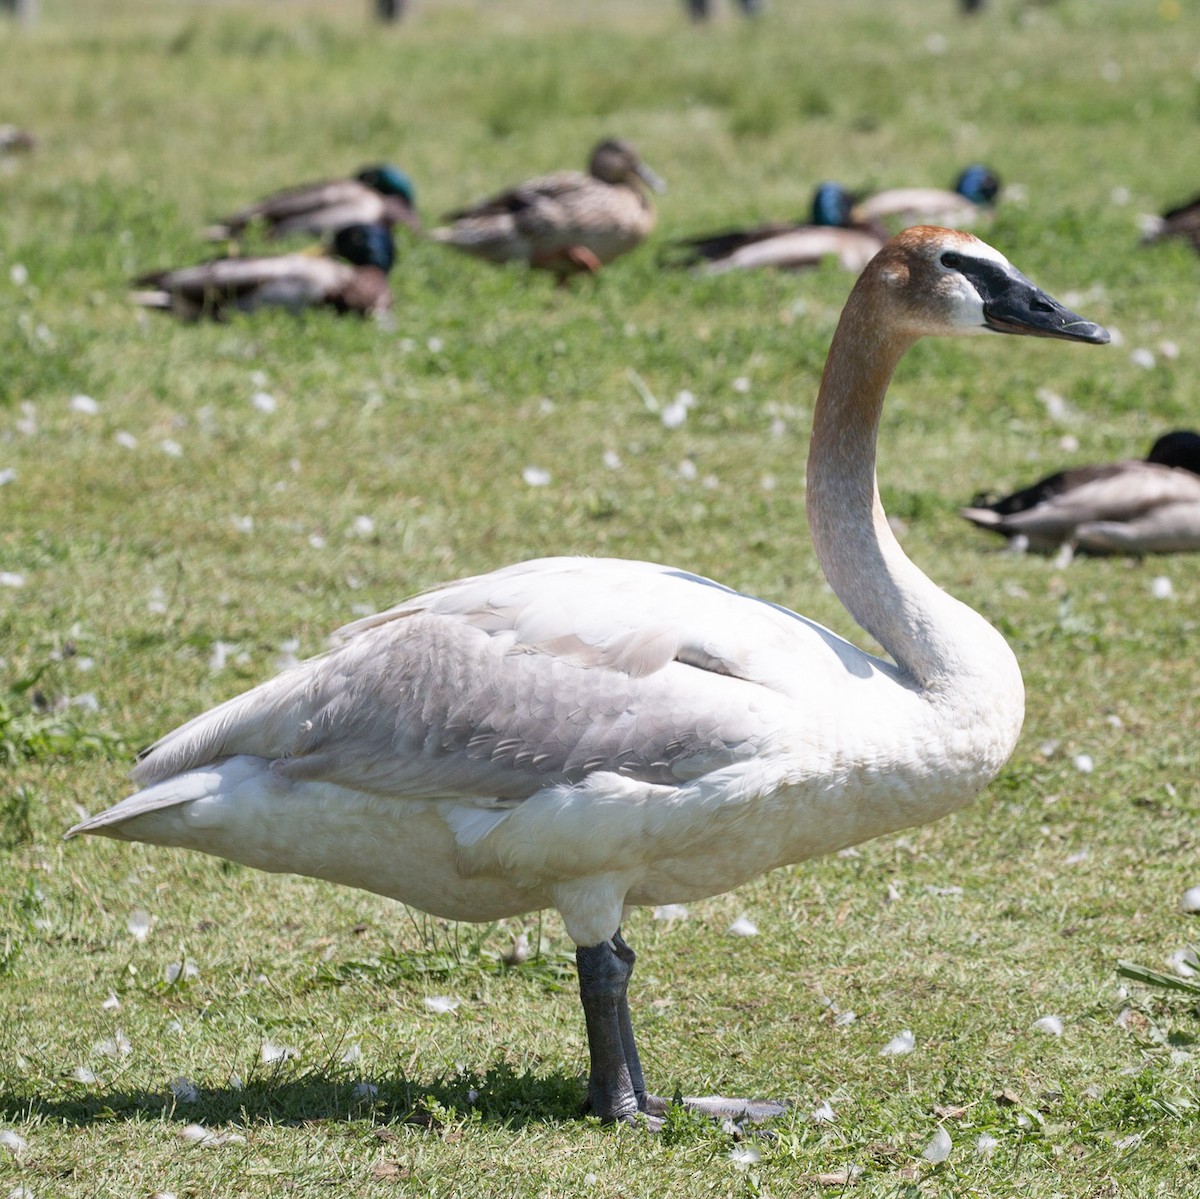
[
  {"left": 69, "top": 226, "right": 1107, "bottom": 1123},
  {"left": 72, "top": 553, "right": 1020, "bottom": 945}
]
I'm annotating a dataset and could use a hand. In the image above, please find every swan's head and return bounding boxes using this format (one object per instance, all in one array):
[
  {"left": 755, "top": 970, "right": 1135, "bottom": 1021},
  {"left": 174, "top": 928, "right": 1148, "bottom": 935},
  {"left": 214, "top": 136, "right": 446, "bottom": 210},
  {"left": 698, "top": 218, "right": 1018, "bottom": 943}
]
[
  {"left": 589, "top": 139, "right": 666, "bottom": 193},
  {"left": 867, "top": 227, "right": 1110, "bottom": 345}
]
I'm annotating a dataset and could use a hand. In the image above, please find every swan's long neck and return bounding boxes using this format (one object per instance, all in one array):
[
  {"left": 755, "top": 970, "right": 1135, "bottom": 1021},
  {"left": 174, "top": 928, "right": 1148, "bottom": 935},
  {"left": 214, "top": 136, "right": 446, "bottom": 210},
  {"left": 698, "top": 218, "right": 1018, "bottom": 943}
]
[{"left": 805, "top": 290, "right": 1021, "bottom": 704}]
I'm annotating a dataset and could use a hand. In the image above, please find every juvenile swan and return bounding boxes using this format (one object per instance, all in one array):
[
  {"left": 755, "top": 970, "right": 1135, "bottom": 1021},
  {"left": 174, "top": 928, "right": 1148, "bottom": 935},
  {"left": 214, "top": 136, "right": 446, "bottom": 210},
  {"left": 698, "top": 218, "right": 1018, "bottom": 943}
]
[{"left": 69, "top": 228, "right": 1108, "bottom": 1128}]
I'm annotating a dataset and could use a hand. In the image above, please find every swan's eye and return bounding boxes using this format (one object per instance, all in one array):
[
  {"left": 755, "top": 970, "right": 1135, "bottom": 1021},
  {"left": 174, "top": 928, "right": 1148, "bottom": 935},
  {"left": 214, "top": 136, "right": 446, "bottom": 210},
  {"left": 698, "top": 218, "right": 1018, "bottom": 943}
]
[{"left": 940, "top": 251, "right": 964, "bottom": 270}]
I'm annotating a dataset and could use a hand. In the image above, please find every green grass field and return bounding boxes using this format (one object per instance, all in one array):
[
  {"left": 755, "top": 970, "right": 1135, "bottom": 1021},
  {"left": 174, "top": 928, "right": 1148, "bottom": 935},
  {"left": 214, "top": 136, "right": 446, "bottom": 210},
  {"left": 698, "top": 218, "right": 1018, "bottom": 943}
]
[{"left": 2, "top": 0, "right": 1199, "bottom": 1194}]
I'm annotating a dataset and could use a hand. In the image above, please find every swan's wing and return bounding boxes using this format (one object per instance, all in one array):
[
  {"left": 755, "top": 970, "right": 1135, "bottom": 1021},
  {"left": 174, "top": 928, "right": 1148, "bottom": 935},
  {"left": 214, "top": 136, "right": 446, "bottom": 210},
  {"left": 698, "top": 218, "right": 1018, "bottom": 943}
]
[{"left": 127, "top": 558, "right": 873, "bottom": 801}]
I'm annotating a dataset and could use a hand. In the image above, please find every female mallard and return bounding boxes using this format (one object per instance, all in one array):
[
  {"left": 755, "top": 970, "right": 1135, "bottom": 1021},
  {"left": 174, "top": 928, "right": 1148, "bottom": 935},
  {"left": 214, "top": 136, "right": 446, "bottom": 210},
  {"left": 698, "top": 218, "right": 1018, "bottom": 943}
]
[
  {"left": 961, "top": 430, "right": 1200, "bottom": 554},
  {"left": 132, "top": 224, "right": 395, "bottom": 320},
  {"left": 205, "top": 165, "right": 419, "bottom": 241},
  {"left": 853, "top": 165, "right": 1000, "bottom": 229},
  {"left": 432, "top": 138, "right": 665, "bottom": 280},
  {"left": 664, "top": 182, "right": 884, "bottom": 274}
]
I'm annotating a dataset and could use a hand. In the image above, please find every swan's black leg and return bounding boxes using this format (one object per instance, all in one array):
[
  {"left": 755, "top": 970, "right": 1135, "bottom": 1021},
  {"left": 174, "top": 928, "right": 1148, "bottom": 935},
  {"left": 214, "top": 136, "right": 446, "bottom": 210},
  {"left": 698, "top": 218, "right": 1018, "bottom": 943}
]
[
  {"left": 577, "top": 932, "right": 788, "bottom": 1130},
  {"left": 576, "top": 939, "right": 639, "bottom": 1124}
]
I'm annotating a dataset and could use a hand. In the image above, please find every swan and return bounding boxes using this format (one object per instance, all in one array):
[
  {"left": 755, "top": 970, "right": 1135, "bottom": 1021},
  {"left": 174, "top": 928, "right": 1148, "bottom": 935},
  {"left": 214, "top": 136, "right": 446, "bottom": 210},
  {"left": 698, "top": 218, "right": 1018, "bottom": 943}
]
[
  {"left": 68, "top": 227, "right": 1108, "bottom": 1128},
  {"left": 663, "top": 182, "right": 885, "bottom": 275},
  {"left": 961, "top": 430, "right": 1200, "bottom": 554},
  {"left": 853, "top": 165, "right": 1001, "bottom": 229},
  {"left": 131, "top": 224, "right": 395, "bottom": 320},
  {"left": 204, "top": 164, "right": 420, "bottom": 242},
  {"left": 431, "top": 139, "right": 665, "bottom": 281}
]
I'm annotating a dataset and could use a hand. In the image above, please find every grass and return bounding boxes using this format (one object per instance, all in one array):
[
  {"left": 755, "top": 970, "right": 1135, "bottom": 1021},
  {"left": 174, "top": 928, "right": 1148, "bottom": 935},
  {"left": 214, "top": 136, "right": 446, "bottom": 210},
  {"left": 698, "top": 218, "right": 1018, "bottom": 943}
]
[{"left": 2, "top": 0, "right": 1199, "bottom": 1194}]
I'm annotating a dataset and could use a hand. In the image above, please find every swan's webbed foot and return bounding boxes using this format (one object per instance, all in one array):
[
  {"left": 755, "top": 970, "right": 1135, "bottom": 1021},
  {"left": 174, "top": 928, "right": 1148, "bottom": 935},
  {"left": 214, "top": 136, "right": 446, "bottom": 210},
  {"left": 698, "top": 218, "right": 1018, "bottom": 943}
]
[{"left": 576, "top": 933, "right": 787, "bottom": 1133}]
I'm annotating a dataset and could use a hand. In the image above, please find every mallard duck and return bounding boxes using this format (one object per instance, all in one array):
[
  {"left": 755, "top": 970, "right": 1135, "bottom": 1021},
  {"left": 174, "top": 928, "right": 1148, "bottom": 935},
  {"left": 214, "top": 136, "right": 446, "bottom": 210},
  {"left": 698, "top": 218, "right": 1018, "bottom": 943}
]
[
  {"left": 70, "top": 227, "right": 1107, "bottom": 1127},
  {"left": 205, "top": 164, "right": 419, "bottom": 241},
  {"left": 961, "top": 430, "right": 1200, "bottom": 553},
  {"left": 1139, "top": 194, "right": 1200, "bottom": 252},
  {"left": 853, "top": 165, "right": 1000, "bottom": 228},
  {"left": 664, "top": 182, "right": 885, "bottom": 274},
  {"left": 132, "top": 224, "right": 395, "bottom": 320},
  {"left": 432, "top": 138, "right": 665, "bottom": 280},
  {"left": 0, "top": 125, "right": 35, "bottom": 154}
]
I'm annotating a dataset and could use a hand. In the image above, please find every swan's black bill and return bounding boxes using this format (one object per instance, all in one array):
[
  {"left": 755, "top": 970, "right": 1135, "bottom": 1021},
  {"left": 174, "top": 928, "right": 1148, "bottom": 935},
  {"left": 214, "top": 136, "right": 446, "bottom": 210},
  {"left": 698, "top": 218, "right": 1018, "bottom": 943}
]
[{"left": 960, "top": 256, "right": 1110, "bottom": 344}]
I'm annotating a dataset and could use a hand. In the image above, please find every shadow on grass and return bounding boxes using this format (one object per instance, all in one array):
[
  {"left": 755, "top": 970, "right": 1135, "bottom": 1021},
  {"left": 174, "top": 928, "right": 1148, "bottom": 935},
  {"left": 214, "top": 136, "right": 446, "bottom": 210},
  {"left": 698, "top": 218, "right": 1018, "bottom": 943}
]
[{"left": 0, "top": 1060, "right": 587, "bottom": 1131}]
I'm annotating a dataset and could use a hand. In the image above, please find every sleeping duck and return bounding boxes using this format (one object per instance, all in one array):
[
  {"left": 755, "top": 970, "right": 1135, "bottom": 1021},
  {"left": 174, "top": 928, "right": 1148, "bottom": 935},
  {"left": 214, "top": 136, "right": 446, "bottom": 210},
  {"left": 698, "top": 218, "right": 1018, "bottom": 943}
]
[
  {"left": 132, "top": 224, "right": 395, "bottom": 320},
  {"left": 664, "top": 182, "right": 884, "bottom": 274},
  {"left": 961, "top": 430, "right": 1200, "bottom": 554},
  {"left": 853, "top": 165, "right": 1000, "bottom": 229},
  {"left": 205, "top": 164, "right": 419, "bottom": 242},
  {"left": 432, "top": 138, "right": 664, "bottom": 281},
  {"left": 1139, "top": 193, "right": 1200, "bottom": 253}
]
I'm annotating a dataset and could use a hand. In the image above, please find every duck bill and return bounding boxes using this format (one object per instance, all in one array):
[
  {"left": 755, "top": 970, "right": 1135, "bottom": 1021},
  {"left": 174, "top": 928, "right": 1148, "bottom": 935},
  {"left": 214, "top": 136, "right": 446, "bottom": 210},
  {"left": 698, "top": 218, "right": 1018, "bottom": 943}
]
[
  {"left": 972, "top": 261, "right": 1109, "bottom": 344},
  {"left": 635, "top": 163, "right": 667, "bottom": 194}
]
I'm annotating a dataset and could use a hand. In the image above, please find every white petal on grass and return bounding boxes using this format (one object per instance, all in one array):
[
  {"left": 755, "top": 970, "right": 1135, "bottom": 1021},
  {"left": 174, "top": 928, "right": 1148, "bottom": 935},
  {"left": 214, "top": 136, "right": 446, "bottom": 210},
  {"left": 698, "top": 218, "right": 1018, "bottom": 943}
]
[
  {"left": 102, "top": 992, "right": 121, "bottom": 1011},
  {"left": 251, "top": 391, "right": 277, "bottom": 414},
  {"left": 653, "top": 903, "right": 689, "bottom": 923},
  {"left": 0, "top": 1130, "right": 28, "bottom": 1155},
  {"left": 1072, "top": 753, "right": 1094, "bottom": 774},
  {"left": 727, "top": 915, "right": 758, "bottom": 937},
  {"left": 114, "top": 431, "right": 138, "bottom": 449},
  {"left": 923, "top": 1126, "right": 952, "bottom": 1163},
  {"left": 522, "top": 466, "right": 551, "bottom": 487},
  {"left": 160, "top": 439, "right": 183, "bottom": 457},
  {"left": 8, "top": 1186, "right": 36, "bottom": 1199},
  {"left": 10, "top": 263, "right": 28, "bottom": 285},
  {"left": 677, "top": 458, "right": 698, "bottom": 481},
  {"left": 71, "top": 1066, "right": 98, "bottom": 1084},
  {"left": 350, "top": 515, "right": 375, "bottom": 537},
  {"left": 1167, "top": 948, "right": 1199, "bottom": 979},
  {"left": 308, "top": 534, "right": 327, "bottom": 549},
  {"left": 728, "top": 1145, "right": 761, "bottom": 1170},
  {"left": 164, "top": 961, "right": 199, "bottom": 984},
  {"left": 261, "top": 1041, "right": 297, "bottom": 1064},
  {"left": 0, "top": 573, "right": 25, "bottom": 589},
  {"left": 1113, "top": 1133, "right": 1142, "bottom": 1151},
  {"left": 975, "top": 1132, "right": 999, "bottom": 1157},
  {"left": 1180, "top": 887, "right": 1200, "bottom": 914},
  {"left": 69, "top": 394, "right": 99, "bottom": 415},
  {"left": 811, "top": 1100, "right": 836, "bottom": 1123},
  {"left": 602, "top": 449, "right": 622, "bottom": 470},
  {"left": 93, "top": 1030, "right": 132, "bottom": 1058},
  {"left": 833, "top": 1009, "right": 857, "bottom": 1026},
  {"left": 1129, "top": 348, "right": 1156, "bottom": 370},
  {"left": 1032, "top": 1015, "right": 1064, "bottom": 1036},
  {"left": 0, "top": 468, "right": 15, "bottom": 486},
  {"left": 170, "top": 1077, "right": 200, "bottom": 1104},
  {"left": 661, "top": 392, "right": 693, "bottom": 429},
  {"left": 1064, "top": 849, "right": 1089, "bottom": 866},
  {"left": 732, "top": 376, "right": 750, "bottom": 393},
  {"left": 340, "top": 1044, "right": 362, "bottom": 1066},
  {"left": 1151, "top": 576, "right": 1174, "bottom": 600},
  {"left": 127, "top": 909, "right": 152, "bottom": 941},
  {"left": 424, "top": 995, "right": 461, "bottom": 1015},
  {"left": 1158, "top": 340, "right": 1180, "bottom": 360},
  {"left": 208, "top": 641, "right": 233, "bottom": 673},
  {"left": 427, "top": 336, "right": 443, "bottom": 353},
  {"left": 880, "top": 1029, "right": 916, "bottom": 1056}
]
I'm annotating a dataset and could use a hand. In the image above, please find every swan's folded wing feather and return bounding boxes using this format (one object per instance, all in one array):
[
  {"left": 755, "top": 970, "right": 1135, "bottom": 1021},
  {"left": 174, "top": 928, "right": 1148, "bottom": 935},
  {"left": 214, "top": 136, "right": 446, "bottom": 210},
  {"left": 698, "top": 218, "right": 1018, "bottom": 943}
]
[{"left": 131, "top": 559, "right": 862, "bottom": 802}]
